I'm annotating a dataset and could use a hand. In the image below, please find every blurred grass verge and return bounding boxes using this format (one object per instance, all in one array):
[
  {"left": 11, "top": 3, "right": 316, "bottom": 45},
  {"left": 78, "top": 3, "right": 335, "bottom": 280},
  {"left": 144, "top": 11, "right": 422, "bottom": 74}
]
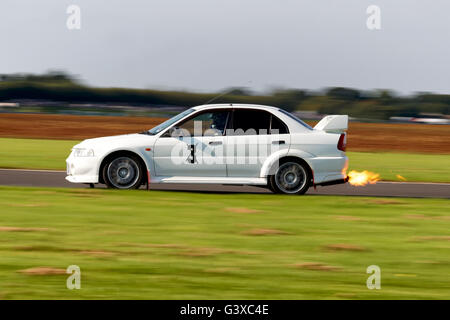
[
  {"left": 0, "top": 186, "right": 449, "bottom": 299},
  {"left": 0, "top": 137, "right": 448, "bottom": 183}
]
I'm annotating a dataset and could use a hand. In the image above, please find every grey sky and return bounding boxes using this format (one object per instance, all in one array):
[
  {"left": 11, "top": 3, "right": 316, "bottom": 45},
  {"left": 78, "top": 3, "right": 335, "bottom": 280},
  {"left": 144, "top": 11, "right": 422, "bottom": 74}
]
[{"left": 1, "top": 0, "right": 449, "bottom": 94}]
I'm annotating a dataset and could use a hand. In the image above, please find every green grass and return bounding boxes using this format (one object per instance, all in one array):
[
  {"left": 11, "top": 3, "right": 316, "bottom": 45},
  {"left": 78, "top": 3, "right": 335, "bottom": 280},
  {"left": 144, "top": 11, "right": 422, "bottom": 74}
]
[
  {"left": 0, "top": 137, "right": 449, "bottom": 182},
  {"left": 347, "top": 152, "right": 450, "bottom": 183},
  {"left": 0, "top": 138, "right": 74, "bottom": 170},
  {"left": 0, "top": 186, "right": 449, "bottom": 299}
]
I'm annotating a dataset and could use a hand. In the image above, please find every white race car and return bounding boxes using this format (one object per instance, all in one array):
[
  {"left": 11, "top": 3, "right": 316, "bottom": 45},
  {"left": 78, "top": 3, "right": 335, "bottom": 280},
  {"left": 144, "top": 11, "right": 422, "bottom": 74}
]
[{"left": 66, "top": 104, "right": 348, "bottom": 194}]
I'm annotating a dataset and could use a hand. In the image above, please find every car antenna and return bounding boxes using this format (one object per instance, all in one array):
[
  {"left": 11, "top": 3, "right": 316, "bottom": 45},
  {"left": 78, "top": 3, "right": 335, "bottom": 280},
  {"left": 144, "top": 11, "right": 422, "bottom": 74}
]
[
  {"left": 203, "top": 81, "right": 252, "bottom": 105},
  {"left": 203, "top": 87, "right": 238, "bottom": 105}
]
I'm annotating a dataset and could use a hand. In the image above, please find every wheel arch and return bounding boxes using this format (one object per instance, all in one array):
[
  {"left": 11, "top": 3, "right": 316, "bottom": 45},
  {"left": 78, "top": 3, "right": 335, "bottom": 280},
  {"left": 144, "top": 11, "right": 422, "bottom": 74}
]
[
  {"left": 260, "top": 151, "right": 314, "bottom": 186},
  {"left": 98, "top": 150, "right": 149, "bottom": 184}
]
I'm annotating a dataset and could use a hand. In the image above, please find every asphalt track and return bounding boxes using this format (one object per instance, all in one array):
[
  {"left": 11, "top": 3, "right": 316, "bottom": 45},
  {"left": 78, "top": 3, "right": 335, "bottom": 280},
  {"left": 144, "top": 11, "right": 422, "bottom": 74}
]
[{"left": 0, "top": 169, "right": 449, "bottom": 198}]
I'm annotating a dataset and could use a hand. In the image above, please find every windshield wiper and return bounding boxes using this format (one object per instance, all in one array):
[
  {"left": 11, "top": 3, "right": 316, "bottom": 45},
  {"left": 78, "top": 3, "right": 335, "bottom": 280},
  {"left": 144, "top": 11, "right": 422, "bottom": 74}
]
[{"left": 139, "top": 130, "right": 153, "bottom": 135}]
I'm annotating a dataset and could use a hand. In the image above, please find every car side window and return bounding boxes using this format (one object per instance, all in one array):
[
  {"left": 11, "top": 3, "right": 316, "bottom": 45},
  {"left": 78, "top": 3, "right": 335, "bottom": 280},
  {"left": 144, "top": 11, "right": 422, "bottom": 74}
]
[
  {"left": 270, "top": 114, "right": 289, "bottom": 134},
  {"left": 231, "top": 109, "right": 271, "bottom": 135},
  {"left": 171, "top": 110, "right": 230, "bottom": 136}
]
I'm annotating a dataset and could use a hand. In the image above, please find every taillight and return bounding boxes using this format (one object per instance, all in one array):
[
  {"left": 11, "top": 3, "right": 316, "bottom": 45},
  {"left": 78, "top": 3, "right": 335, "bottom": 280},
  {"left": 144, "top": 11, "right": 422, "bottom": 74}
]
[{"left": 337, "top": 133, "right": 347, "bottom": 151}]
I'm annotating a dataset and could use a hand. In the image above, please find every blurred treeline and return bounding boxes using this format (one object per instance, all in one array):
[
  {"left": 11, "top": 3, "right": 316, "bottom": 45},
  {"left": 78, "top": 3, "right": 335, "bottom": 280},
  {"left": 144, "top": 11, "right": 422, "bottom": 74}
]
[{"left": 0, "top": 71, "right": 449, "bottom": 119}]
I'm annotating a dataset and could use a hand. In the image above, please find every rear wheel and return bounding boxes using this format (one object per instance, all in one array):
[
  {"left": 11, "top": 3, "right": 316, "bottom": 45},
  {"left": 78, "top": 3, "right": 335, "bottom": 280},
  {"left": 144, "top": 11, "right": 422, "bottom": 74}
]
[
  {"left": 269, "top": 161, "right": 310, "bottom": 195},
  {"left": 102, "top": 155, "right": 144, "bottom": 189}
]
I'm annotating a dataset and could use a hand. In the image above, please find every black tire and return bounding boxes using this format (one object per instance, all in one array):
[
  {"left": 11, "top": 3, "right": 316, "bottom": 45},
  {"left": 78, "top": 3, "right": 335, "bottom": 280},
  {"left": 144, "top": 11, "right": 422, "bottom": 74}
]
[
  {"left": 269, "top": 160, "right": 311, "bottom": 195},
  {"left": 102, "top": 154, "right": 144, "bottom": 189},
  {"left": 267, "top": 176, "right": 279, "bottom": 193}
]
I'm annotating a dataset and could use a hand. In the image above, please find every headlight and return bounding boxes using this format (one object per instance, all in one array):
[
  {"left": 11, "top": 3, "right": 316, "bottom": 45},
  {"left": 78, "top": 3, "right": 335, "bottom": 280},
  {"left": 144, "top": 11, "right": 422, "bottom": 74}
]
[{"left": 73, "top": 148, "right": 95, "bottom": 157}]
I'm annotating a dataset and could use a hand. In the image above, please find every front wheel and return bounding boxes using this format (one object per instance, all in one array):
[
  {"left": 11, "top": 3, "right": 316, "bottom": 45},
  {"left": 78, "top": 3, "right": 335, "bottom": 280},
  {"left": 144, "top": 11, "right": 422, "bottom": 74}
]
[
  {"left": 269, "top": 161, "right": 311, "bottom": 195},
  {"left": 102, "top": 155, "right": 144, "bottom": 189}
]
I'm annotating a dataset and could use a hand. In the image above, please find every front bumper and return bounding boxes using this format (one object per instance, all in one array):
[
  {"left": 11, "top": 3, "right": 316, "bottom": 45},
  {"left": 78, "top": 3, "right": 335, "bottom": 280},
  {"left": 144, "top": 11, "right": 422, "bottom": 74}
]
[{"left": 65, "top": 155, "right": 100, "bottom": 184}]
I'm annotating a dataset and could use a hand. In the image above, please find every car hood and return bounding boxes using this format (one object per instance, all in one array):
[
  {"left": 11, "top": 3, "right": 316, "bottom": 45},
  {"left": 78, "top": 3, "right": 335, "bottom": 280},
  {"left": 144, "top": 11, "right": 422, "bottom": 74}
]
[{"left": 73, "top": 133, "right": 156, "bottom": 150}]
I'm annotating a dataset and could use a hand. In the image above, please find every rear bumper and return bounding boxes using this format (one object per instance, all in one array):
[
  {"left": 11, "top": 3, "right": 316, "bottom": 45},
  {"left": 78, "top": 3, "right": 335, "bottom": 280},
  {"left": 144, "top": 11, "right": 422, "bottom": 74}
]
[{"left": 308, "top": 155, "right": 348, "bottom": 184}]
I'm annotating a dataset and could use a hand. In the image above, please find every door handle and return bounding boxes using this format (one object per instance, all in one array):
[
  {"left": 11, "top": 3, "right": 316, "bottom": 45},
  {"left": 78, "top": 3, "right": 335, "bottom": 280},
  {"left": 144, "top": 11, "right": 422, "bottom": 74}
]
[
  {"left": 209, "top": 141, "right": 223, "bottom": 145},
  {"left": 272, "top": 140, "right": 285, "bottom": 145}
]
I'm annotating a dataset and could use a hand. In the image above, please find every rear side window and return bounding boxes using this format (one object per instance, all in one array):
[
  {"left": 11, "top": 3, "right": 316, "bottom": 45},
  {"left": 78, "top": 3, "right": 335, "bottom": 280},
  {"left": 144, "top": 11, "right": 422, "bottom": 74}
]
[
  {"left": 270, "top": 115, "right": 289, "bottom": 134},
  {"left": 230, "top": 109, "right": 289, "bottom": 135}
]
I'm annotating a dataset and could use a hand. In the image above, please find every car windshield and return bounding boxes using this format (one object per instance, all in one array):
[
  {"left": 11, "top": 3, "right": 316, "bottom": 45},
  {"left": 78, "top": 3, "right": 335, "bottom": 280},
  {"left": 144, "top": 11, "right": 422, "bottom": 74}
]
[
  {"left": 146, "top": 108, "right": 195, "bottom": 135},
  {"left": 278, "top": 108, "right": 313, "bottom": 130}
]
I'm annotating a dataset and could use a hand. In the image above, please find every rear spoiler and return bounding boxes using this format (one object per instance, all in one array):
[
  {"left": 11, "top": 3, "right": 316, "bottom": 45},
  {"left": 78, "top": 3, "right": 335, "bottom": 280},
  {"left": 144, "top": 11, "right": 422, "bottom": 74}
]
[{"left": 314, "top": 115, "right": 348, "bottom": 133}]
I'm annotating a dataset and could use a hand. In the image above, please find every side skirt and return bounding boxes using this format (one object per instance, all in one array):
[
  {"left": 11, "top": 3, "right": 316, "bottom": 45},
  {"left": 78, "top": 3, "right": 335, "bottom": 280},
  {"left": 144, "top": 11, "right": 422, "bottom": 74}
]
[{"left": 150, "top": 176, "right": 268, "bottom": 185}]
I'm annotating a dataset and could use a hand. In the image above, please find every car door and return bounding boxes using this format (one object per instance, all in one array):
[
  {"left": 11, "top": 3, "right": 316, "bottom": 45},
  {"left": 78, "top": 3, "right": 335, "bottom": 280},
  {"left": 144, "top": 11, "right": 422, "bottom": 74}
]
[
  {"left": 153, "top": 109, "right": 230, "bottom": 177},
  {"left": 225, "top": 108, "right": 290, "bottom": 177}
]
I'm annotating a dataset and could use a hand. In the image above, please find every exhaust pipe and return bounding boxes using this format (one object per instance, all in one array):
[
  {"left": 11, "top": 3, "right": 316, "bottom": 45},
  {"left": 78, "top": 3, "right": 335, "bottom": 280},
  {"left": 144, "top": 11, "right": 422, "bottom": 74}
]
[{"left": 315, "top": 176, "right": 349, "bottom": 187}]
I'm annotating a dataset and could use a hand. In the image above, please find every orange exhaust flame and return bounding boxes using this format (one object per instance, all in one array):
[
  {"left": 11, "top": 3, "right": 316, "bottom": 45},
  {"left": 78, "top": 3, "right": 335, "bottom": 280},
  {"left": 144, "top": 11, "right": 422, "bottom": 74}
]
[
  {"left": 347, "top": 170, "right": 380, "bottom": 186},
  {"left": 396, "top": 174, "right": 407, "bottom": 181}
]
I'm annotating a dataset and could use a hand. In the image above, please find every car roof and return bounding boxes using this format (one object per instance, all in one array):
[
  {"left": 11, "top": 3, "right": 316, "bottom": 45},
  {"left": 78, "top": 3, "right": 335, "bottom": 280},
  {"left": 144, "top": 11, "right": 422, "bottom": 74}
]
[{"left": 192, "top": 104, "right": 279, "bottom": 112}]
